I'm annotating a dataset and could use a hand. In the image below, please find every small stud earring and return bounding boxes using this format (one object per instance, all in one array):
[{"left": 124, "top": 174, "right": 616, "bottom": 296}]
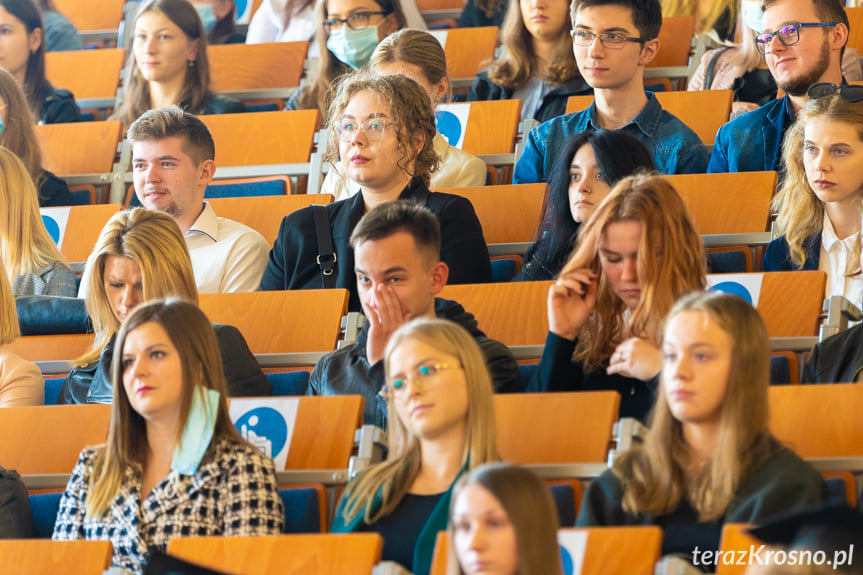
[{"left": 188, "top": 60, "right": 195, "bottom": 68}]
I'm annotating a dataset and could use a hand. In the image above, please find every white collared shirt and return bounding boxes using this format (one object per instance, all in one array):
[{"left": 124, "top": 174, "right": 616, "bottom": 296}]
[
  {"left": 819, "top": 214, "right": 863, "bottom": 308},
  {"left": 185, "top": 202, "right": 270, "bottom": 293}
]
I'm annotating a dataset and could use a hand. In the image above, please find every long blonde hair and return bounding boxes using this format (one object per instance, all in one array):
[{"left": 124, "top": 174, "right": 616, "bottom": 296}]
[
  {"left": 448, "top": 463, "right": 563, "bottom": 575},
  {"left": 0, "top": 254, "right": 20, "bottom": 346},
  {"left": 487, "top": 0, "right": 579, "bottom": 89},
  {"left": 0, "top": 147, "right": 69, "bottom": 283},
  {"left": 85, "top": 298, "right": 245, "bottom": 518},
  {"left": 614, "top": 291, "right": 775, "bottom": 521},
  {"left": 113, "top": 0, "right": 211, "bottom": 128},
  {"left": 340, "top": 318, "right": 499, "bottom": 524},
  {"left": 562, "top": 174, "right": 707, "bottom": 371},
  {"left": 0, "top": 69, "right": 45, "bottom": 190},
  {"left": 78, "top": 208, "right": 198, "bottom": 366},
  {"left": 773, "top": 94, "right": 863, "bottom": 271}
]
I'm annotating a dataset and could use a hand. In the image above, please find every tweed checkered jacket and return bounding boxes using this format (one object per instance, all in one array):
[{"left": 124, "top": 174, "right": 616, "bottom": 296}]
[{"left": 52, "top": 436, "right": 284, "bottom": 574}]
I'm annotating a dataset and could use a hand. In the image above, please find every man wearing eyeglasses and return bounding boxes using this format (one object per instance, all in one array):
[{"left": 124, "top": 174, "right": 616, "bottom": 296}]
[
  {"left": 306, "top": 201, "right": 519, "bottom": 428},
  {"left": 708, "top": 0, "right": 849, "bottom": 174},
  {"left": 513, "top": 0, "right": 708, "bottom": 185}
]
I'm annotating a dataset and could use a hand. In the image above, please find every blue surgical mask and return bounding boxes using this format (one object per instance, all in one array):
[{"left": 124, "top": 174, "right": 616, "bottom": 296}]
[
  {"left": 326, "top": 25, "right": 380, "bottom": 70},
  {"left": 195, "top": 4, "right": 217, "bottom": 33},
  {"left": 741, "top": 0, "right": 763, "bottom": 34},
  {"left": 171, "top": 386, "right": 220, "bottom": 476}
]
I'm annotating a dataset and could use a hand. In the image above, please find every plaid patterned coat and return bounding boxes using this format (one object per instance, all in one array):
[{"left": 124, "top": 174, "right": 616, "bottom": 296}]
[{"left": 52, "top": 436, "right": 284, "bottom": 574}]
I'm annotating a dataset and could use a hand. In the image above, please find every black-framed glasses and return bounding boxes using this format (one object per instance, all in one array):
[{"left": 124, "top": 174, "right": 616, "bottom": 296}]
[
  {"left": 323, "top": 11, "right": 388, "bottom": 33},
  {"left": 333, "top": 118, "right": 398, "bottom": 142},
  {"left": 806, "top": 82, "right": 863, "bottom": 102},
  {"left": 754, "top": 22, "right": 836, "bottom": 55},
  {"left": 570, "top": 29, "right": 645, "bottom": 49}
]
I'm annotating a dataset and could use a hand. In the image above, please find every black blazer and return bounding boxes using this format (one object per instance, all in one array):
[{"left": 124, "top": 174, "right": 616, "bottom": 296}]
[
  {"left": 468, "top": 70, "right": 593, "bottom": 124},
  {"left": 803, "top": 322, "right": 863, "bottom": 383},
  {"left": 260, "top": 178, "right": 492, "bottom": 311},
  {"left": 761, "top": 233, "right": 821, "bottom": 272}
]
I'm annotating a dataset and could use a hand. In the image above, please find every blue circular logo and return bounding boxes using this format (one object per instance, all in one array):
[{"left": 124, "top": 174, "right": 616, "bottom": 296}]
[
  {"left": 234, "top": 407, "right": 289, "bottom": 458},
  {"left": 709, "top": 281, "right": 753, "bottom": 304},
  {"left": 235, "top": 0, "right": 249, "bottom": 19},
  {"left": 435, "top": 110, "right": 462, "bottom": 147},
  {"left": 560, "top": 544, "right": 574, "bottom": 575},
  {"left": 42, "top": 215, "right": 61, "bottom": 244}
]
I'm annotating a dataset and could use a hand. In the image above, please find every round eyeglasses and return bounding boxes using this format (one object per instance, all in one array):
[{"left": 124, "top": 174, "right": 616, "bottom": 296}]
[
  {"left": 379, "top": 362, "right": 461, "bottom": 399},
  {"left": 333, "top": 119, "right": 398, "bottom": 142},
  {"left": 323, "top": 11, "right": 388, "bottom": 33},
  {"left": 570, "top": 29, "right": 645, "bottom": 49}
]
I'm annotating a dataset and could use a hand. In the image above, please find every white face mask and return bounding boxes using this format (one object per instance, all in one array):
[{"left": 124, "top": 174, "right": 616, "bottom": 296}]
[{"left": 741, "top": 0, "right": 764, "bottom": 33}]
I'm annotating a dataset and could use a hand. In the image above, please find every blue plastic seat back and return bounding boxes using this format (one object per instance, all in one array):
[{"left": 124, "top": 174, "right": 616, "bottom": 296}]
[
  {"left": 550, "top": 483, "right": 576, "bottom": 527},
  {"left": 279, "top": 487, "right": 322, "bottom": 533},
  {"left": 29, "top": 492, "right": 63, "bottom": 538},
  {"left": 267, "top": 371, "right": 310, "bottom": 396}
]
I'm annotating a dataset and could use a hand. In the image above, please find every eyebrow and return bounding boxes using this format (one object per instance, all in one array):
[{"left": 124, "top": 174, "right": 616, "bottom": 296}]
[
  {"left": 123, "top": 343, "right": 167, "bottom": 356},
  {"left": 354, "top": 265, "right": 409, "bottom": 275},
  {"left": 132, "top": 154, "right": 181, "bottom": 163},
  {"left": 575, "top": 25, "right": 634, "bottom": 34},
  {"left": 804, "top": 139, "right": 851, "bottom": 147},
  {"left": 341, "top": 112, "right": 390, "bottom": 121}
]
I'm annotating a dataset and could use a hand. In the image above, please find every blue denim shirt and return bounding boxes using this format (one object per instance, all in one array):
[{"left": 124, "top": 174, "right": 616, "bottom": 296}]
[
  {"left": 513, "top": 92, "right": 708, "bottom": 184},
  {"left": 708, "top": 95, "right": 794, "bottom": 174}
]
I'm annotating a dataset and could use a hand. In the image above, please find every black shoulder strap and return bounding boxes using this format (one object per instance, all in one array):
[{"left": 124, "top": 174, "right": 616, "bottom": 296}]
[
  {"left": 705, "top": 47, "right": 732, "bottom": 91},
  {"left": 311, "top": 204, "right": 337, "bottom": 289}
]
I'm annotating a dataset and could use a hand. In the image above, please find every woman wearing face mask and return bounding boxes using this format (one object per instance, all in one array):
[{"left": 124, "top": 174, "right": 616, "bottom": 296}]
[
  {"left": 261, "top": 72, "right": 492, "bottom": 311},
  {"left": 468, "top": 0, "right": 591, "bottom": 123},
  {"left": 53, "top": 298, "right": 284, "bottom": 575},
  {"left": 57, "top": 208, "right": 270, "bottom": 405},
  {"left": 0, "top": 0, "right": 79, "bottom": 124},
  {"left": 449, "top": 462, "right": 564, "bottom": 575},
  {"left": 0, "top": 68, "right": 73, "bottom": 206},
  {"left": 285, "top": 0, "right": 423, "bottom": 121},
  {"left": 763, "top": 91, "right": 863, "bottom": 307},
  {"left": 577, "top": 292, "right": 826, "bottom": 559},
  {"left": 113, "top": 0, "right": 244, "bottom": 129},
  {"left": 528, "top": 174, "right": 707, "bottom": 422},
  {"left": 321, "top": 29, "right": 487, "bottom": 200},
  {"left": 191, "top": 0, "right": 245, "bottom": 44},
  {"left": 331, "top": 317, "right": 500, "bottom": 575},
  {"left": 516, "top": 129, "right": 655, "bottom": 281}
]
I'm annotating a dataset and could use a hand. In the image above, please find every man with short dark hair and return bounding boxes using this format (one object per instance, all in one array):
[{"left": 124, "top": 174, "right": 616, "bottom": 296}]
[
  {"left": 126, "top": 106, "right": 269, "bottom": 293},
  {"left": 708, "top": 0, "right": 849, "bottom": 173},
  {"left": 514, "top": 0, "right": 707, "bottom": 184},
  {"left": 307, "top": 201, "right": 519, "bottom": 427}
]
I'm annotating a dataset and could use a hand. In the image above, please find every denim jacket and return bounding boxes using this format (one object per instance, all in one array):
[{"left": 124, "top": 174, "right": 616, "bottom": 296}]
[
  {"left": 708, "top": 95, "right": 793, "bottom": 174},
  {"left": 513, "top": 92, "right": 708, "bottom": 184}
]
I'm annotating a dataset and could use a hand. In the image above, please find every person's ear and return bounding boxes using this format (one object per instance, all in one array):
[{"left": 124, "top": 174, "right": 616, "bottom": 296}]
[
  {"left": 187, "top": 38, "right": 200, "bottom": 64},
  {"left": 429, "top": 261, "right": 449, "bottom": 294},
  {"left": 28, "top": 27, "right": 42, "bottom": 54},
  {"left": 378, "top": 13, "right": 399, "bottom": 40},
  {"left": 199, "top": 159, "right": 216, "bottom": 184},
  {"left": 411, "top": 132, "right": 425, "bottom": 157},
  {"left": 639, "top": 37, "right": 659, "bottom": 66},
  {"left": 830, "top": 22, "right": 849, "bottom": 53},
  {"left": 433, "top": 77, "right": 449, "bottom": 106}
]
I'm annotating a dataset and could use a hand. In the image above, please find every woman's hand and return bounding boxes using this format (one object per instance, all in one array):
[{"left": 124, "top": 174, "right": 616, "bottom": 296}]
[
  {"left": 731, "top": 101, "right": 759, "bottom": 115},
  {"left": 547, "top": 269, "right": 597, "bottom": 341},
  {"left": 607, "top": 337, "right": 662, "bottom": 381}
]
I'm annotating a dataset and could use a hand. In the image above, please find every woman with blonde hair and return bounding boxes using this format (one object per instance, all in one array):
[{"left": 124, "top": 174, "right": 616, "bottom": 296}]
[
  {"left": 468, "top": 0, "right": 590, "bottom": 123},
  {"left": 529, "top": 173, "right": 707, "bottom": 421},
  {"left": 0, "top": 253, "right": 43, "bottom": 407},
  {"left": 322, "top": 29, "right": 487, "bottom": 200},
  {"left": 577, "top": 291, "right": 826, "bottom": 558},
  {"left": 263, "top": 72, "right": 491, "bottom": 311},
  {"left": 53, "top": 299, "right": 284, "bottom": 573},
  {"left": 0, "top": 69, "right": 73, "bottom": 206},
  {"left": 762, "top": 90, "right": 863, "bottom": 306},
  {"left": 0, "top": 147, "right": 74, "bottom": 296},
  {"left": 58, "top": 208, "right": 269, "bottom": 404},
  {"left": 113, "top": 0, "right": 244, "bottom": 129},
  {"left": 331, "top": 317, "right": 499, "bottom": 575},
  {"left": 449, "top": 462, "right": 563, "bottom": 575}
]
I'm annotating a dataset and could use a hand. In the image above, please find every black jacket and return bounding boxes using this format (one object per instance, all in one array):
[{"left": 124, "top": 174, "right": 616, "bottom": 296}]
[
  {"left": 307, "top": 297, "right": 520, "bottom": 427},
  {"left": 58, "top": 325, "right": 271, "bottom": 404},
  {"left": 260, "top": 178, "right": 492, "bottom": 311},
  {"left": 803, "top": 322, "right": 863, "bottom": 383},
  {"left": 197, "top": 92, "right": 245, "bottom": 115},
  {"left": 40, "top": 87, "right": 80, "bottom": 125},
  {"left": 576, "top": 438, "right": 826, "bottom": 560},
  {"left": 468, "top": 70, "right": 593, "bottom": 124},
  {"left": 38, "top": 170, "right": 74, "bottom": 207},
  {"left": 529, "top": 332, "right": 658, "bottom": 422},
  {"left": 457, "top": 0, "right": 506, "bottom": 28},
  {"left": 0, "top": 467, "right": 33, "bottom": 539}
]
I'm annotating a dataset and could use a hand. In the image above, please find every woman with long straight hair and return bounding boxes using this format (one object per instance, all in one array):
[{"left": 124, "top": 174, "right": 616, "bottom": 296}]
[
  {"left": 577, "top": 291, "right": 827, "bottom": 558},
  {"left": 331, "top": 318, "right": 500, "bottom": 575},
  {"left": 113, "top": 0, "right": 244, "bottom": 128}
]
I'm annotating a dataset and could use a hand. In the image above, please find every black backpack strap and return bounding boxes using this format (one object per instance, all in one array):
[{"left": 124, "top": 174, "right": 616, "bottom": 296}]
[
  {"left": 311, "top": 204, "right": 337, "bottom": 289},
  {"left": 705, "top": 47, "right": 731, "bottom": 90}
]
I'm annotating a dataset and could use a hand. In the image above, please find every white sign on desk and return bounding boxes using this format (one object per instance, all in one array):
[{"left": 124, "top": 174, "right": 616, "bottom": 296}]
[
  {"left": 229, "top": 398, "right": 300, "bottom": 470},
  {"left": 39, "top": 207, "right": 71, "bottom": 250}
]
